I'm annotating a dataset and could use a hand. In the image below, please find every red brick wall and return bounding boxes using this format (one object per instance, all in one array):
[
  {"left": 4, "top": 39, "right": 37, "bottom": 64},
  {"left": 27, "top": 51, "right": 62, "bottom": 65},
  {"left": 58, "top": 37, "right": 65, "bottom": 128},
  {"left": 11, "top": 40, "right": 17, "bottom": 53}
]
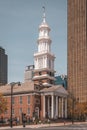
[{"left": 0, "top": 94, "right": 35, "bottom": 121}]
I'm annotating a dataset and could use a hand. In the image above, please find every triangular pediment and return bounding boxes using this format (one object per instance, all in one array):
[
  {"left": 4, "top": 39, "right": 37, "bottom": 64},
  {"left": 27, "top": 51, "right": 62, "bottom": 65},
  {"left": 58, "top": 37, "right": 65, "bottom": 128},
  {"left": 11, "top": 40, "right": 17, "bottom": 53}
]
[
  {"left": 54, "top": 85, "right": 68, "bottom": 95},
  {"left": 40, "top": 85, "right": 68, "bottom": 96}
]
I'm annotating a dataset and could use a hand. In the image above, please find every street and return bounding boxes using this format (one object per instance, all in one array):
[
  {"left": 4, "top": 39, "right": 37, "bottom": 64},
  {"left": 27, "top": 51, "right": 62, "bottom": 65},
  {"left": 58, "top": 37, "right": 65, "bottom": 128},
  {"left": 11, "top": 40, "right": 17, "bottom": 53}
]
[{"left": 2, "top": 124, "right": 87, "bottom": 130}]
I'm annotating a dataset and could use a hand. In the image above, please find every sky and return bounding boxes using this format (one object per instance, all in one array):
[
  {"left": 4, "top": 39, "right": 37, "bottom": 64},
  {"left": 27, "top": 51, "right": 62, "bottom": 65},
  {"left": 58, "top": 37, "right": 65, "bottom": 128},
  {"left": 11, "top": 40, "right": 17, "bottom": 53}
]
[{"left": 0, "top": 0, "right": 67, "bottom": 83}]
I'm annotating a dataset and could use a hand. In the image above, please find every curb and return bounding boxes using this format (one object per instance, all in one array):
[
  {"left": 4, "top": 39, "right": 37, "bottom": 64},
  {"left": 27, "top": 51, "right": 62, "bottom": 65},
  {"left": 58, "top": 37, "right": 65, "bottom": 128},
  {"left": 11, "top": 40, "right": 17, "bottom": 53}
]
[{"left": 0, "top": 122, "right": 87, "bottom": 129}]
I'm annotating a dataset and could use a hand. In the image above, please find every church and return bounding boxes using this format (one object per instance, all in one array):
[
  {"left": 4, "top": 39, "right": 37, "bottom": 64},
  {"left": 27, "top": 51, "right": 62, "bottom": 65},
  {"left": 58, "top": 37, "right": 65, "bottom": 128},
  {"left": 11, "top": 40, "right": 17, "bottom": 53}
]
[{"left": 0, "top": 9, "right": 68, "bottom": 122}]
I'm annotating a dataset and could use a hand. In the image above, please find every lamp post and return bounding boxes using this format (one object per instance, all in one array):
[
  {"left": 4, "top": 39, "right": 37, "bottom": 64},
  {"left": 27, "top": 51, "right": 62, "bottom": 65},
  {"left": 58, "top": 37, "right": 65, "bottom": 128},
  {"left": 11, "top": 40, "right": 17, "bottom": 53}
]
[{"left": 10, "top": 82, "right": 21, "bottom": 128}]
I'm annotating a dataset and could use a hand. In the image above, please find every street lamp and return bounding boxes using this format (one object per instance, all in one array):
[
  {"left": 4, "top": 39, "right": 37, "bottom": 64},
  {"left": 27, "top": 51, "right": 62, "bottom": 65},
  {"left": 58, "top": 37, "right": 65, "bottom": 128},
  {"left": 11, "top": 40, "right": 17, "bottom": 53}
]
[{"left": 10, "top": 82, "right": 21, "bottom": 128}]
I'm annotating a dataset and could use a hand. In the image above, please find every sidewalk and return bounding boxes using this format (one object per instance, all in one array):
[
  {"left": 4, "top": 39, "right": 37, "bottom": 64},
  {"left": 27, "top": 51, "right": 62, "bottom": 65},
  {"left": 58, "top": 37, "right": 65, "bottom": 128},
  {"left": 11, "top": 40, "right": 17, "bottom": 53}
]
[{"left": 0, "top": 121, "right": 87, "bottom": 129}]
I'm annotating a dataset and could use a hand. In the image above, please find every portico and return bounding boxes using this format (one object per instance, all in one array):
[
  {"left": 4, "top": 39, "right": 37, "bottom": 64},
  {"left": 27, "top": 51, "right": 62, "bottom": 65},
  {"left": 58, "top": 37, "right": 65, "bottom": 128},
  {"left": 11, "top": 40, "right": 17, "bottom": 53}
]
[{"left": 40, "top": 85, "right": 68, "bottom": 119}]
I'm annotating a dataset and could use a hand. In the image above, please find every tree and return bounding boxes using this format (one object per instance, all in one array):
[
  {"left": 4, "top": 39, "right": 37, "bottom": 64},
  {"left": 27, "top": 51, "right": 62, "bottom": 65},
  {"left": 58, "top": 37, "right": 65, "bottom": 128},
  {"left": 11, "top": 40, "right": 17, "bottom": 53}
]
[
  {"left": 74, "top": 102, "right": 87, "bottom": 120},
  {"left": 68, "top": 93, "right": 87, "bottom": 121},
  {"left": 0, "top": 93, "right": 7, "bottom": 114},
  {"left": 67, "top": 95, "right": 75, "bottom": 123}
]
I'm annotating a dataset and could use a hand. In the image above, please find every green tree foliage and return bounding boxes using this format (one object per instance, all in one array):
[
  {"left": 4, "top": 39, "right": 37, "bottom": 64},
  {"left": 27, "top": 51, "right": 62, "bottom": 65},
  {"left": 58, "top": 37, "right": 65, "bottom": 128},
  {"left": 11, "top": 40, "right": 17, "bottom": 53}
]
[{"left": 0, "top": 93, "right": 7, "bottom": 114}]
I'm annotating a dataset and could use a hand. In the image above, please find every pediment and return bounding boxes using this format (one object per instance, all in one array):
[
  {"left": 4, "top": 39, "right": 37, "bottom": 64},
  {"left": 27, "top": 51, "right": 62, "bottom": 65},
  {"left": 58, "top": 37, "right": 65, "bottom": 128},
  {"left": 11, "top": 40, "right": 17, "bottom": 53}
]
[
  {"left": 40, "top": 85, "right": 68, "bottom": 96},
  {"left": 54, "top": 85, "right": 68, "bottom": 95}
]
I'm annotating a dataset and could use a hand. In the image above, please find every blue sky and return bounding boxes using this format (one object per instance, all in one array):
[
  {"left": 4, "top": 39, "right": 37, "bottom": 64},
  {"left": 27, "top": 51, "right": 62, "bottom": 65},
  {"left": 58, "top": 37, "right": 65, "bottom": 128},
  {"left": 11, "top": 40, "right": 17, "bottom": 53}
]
[{"left": 0, "top": 0, "right": 67, "bottom": 83}]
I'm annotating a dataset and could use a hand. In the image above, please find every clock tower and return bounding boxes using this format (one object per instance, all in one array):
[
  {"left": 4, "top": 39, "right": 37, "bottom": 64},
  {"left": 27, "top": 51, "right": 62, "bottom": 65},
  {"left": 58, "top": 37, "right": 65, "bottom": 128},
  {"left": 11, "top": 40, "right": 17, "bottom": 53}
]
[{"left": 33, "top": 7, "right": 55, "bottom": 88}]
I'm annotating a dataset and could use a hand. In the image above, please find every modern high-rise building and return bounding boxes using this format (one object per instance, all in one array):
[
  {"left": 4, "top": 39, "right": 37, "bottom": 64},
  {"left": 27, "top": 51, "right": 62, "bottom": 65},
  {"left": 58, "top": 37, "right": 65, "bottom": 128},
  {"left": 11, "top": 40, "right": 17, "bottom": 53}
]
[
  {"left": 67, "top": 0, "right": 87, "bottom": 103},
  {"left": 0, "top": 47, "right": 8, "bottom": 85}
]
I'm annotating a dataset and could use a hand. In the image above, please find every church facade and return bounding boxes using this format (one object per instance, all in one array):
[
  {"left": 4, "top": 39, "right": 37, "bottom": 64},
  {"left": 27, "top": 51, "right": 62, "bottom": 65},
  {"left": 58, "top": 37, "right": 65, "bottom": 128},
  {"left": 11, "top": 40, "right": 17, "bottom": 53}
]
[
  {"left": 0, "top": 9, "right": 68, "bottom": 122},
  {"left": 32, "top": 8, "right": 68, "bottom": 119}
]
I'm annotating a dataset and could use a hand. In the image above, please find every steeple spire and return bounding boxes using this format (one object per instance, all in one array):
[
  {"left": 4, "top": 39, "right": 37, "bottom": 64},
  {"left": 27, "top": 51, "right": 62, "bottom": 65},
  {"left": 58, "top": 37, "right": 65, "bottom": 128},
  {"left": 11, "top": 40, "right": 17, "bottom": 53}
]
[
  {"left": 42, "top": 6, "right": 46, "bottom": 23},
  {"left": 33, "top": 6, "right": 55, "bottom": 87}
]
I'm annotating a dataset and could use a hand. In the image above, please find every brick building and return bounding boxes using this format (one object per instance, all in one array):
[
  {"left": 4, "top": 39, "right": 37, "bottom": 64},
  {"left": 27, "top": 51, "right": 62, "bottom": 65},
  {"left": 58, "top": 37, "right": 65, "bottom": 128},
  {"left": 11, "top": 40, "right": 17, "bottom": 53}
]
[
  {"left": 0, "top": 81, "right": 68, "bottom": 122},
  {"left": 67, "top": 0, "right": 87, "bottom": 103}
]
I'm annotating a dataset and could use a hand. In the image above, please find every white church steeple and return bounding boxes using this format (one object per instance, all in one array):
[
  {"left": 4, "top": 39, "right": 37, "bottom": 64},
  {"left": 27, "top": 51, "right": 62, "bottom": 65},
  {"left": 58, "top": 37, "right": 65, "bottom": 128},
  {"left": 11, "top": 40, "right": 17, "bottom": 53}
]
[
  {"left": 38, "top": 7, "right": 51, "bottom": 53},
  {"left": 33, "top": 7, "right": 55, "bottom": 87}
]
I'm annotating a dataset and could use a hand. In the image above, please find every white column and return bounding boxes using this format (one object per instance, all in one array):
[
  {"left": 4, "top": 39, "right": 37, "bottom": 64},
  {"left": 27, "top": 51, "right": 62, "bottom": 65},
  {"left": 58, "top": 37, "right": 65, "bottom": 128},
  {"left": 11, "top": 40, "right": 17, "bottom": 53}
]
[
  {"left": 42, "top": 56, "right": 43, "bottom": 68},
  {"left": 43, "top": 57, "right": 45, "bottom": 68},
  {"left": 56, "top": 96, "right": 58, "bottom": 118},
  {"left": 58, "top": 98, "right": 61, "bottom": 118},
  {"left": 45, "top": 57, "right": 47, "bottom": 68},
  {"left": 51, "top": 95, "right": 54, "bottom": 118},
  {"left": 34, "top": 58, "right": 37, "bottom": 69},
  {"left": 65, "top": 98, "right": 67, "bottom": 118},
  {"left": 38, "top": 43, "right": 39, "bottom": 52},
  {"left": 37, "top": 58, "right": 39, "bottom": 69},
  {"left": 47, "top": 44, "right": 48, "bottom": 52},
  {"left": 43, "top": 95, "right": 46, "bottom": 118},
  {"left": 62, "top": 98, "right": 64, "bottom": 118},
  {"left": 46, "top": 43, "right": 47, "bottom": 51},
  {"left": 41, "top": 43, "right": 42, "bottom": 51},
  {"left": 47, "top": 57, "right": 48, "bottom": 68}
]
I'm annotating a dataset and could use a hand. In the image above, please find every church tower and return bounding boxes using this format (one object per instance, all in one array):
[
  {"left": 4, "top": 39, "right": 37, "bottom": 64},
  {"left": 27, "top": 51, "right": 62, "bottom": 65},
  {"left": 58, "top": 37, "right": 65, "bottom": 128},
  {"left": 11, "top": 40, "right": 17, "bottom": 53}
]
[{"left": 33, "top": 8, "right": 55, "bottom": 88}]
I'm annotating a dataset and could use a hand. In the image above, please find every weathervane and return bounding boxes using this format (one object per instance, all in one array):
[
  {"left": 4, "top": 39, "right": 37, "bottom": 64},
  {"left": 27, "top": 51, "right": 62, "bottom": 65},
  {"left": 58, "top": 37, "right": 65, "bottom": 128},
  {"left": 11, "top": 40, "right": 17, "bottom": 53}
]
[
  {"left": 42, "top": 6, "right": 45, "bottom": 13},
  {"left": 42, "top": 6, "right": 46, "bottom": 22}
]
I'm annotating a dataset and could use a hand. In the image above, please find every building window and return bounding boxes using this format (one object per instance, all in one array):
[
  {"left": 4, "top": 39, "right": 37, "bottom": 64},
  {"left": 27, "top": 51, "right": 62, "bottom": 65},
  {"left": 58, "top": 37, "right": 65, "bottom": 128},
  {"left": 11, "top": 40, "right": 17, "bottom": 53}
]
[
  {"left": 39, "top": 72, "right": 41, "bottom": 75},
  {"left": 38, "top": 58, "right": 43, "bottom": 68},
  {"left": 49, "top": 59, "right": 51, "bottom": 69},
  {"left": 36, "top": 99, "right": 39, "bottom": 104},
  {"left": 19, "top": 96, "right": 22, "bottom": 104},
  {"left": 12, "top": 108, "right": 14, "bottom": 114},
  {"left": 19, "top": 108, "right": 22, "bottom": 114},
  {"left": 27, "top": 95, "right": 30, "bottom": 104},
  {"left": 12, "top": 97, "right": 15, "bottom": 104},
  {"left": 27, "top": 108, "right": 30, "bottom": 115},
  {"left": 35, "top": 85, "right": 39, "bottom": 90},
  {"left": 4, "top": 110, "right": 8, "bottom": 114}
]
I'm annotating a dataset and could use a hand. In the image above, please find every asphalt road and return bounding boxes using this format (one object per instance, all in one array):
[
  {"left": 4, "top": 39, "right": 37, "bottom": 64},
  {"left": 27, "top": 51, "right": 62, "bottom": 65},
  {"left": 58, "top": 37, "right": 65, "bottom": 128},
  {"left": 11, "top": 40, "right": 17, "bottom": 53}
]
[{"left": 3, "top": 124, "right": 87, "bottom": 130}]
